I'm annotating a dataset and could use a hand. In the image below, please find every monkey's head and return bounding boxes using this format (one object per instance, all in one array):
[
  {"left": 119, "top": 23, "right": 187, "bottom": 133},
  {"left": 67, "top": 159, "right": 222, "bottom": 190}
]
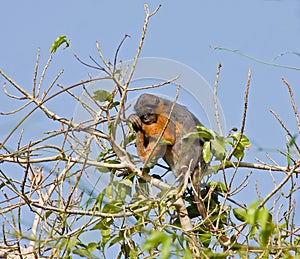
[{"left": 134, "top": 94, "right": 160, "bottom": 125}]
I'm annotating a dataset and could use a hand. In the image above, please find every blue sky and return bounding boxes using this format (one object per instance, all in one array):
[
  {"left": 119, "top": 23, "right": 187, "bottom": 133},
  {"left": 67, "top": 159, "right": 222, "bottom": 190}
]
[
  {"left": 1, "top": 0, "right": 300, "bottom": 252},
  {"left": 1, "top": 1, "right": 299, "bottom": 147}
]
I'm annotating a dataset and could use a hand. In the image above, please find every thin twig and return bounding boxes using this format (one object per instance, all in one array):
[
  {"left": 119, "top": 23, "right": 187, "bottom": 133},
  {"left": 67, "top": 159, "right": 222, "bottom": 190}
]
[
  {"left": 127, "top": 76, "right": 179, "bottom": 91},
  {"left": 282, "top": 77, "right": 300, "bottom": 142},
  {"left": 213, "top": 63, "right": 223, "bottom": 135},
  {"left": 124, "top": 4, "right": 161, "bottom": 89},
  {"left": 37, "top": 55, "right": 52, "bottom": 98},
  {"left": 72, "top": 47, "right": 106, "bottom": 72},
  {"left": 33, "top": 48, "right": 40, "bottom": 98},
  {"left": 228, "top": 68, "right": 251, "bottom": 160},
  {"left": 270, "top": 109, "right": 300, "bottom": 153},
  {"left": 259, "top": 161, "right": 300, "bottom": 208},
  {"left": 41, "top": 69, "right": 64, "bottom": 102},
  {"left": 113, "top": 34, "right": 130, "bottom": 72}
]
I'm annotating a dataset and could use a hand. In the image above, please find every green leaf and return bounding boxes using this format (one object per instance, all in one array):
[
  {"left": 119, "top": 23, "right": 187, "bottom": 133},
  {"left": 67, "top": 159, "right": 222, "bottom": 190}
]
[
  {"left": 45, "top": 210, "right": 52, "bottom": 219},
  {"left": 247, "top": 201, "right": 259, "bottom": 226},
  {"left": 183, "top": 126, "right": 215, "bottom": 142},
  {"left": 196, "top": 125, "right": 215, "bottom": 140},
  {"left": 288, "top": 134, "right": 298, "bottom": 147},
  {"left": 108, "top": 233, "right": 124, "bottom": 248},
  {"left": 158, "top": 139, "right": 173, "bottom": 145},
  {"left": 211, "top": 135, "right": 226, "bottom": 160},
  {"left": 108, "top": 101, "right": 120, "bottom": 109},
  {"left": 87, "top": 242, "right": 99, "bottom": 253},
  {"left": 116, "top": 179, "right": 132, "bottom": 200},
  {"left": 105, "top": 184, "right": 113, "bottom": 200},
  {"left": 108, "top": 122, "right": 113, "bottom": 134},
  {"left": 233, "top": 144, "right": 245, "bottom": 160},
  {"left": 50, "top": 35, "right": 70, "bottom": 54},
  {"left": 101, "top": 227, "right": 111, "bottom": 246},
  {"left": 73, "top": 248, "right": 92, "bottom": 259},
  {"left": 93, "top": 90, "right": 112, "bottom": 102},
  {"left": 233, "top": 208, "right": 247, "bottom": 222},
  {"left": 96, "top": 165, "right": 110, "bottom": 173},
  {"left": 102, "top": 200, "right": 123, "bottom": 214},
  {"left": 228, "top": 133, "right": 251, "bottom": 160},
  {"left": 258, "top": 207, "right": 272, "bottom": 231},
  {"left": 203, "top": 141, "right": 211, "bottom": 163},
  {"left": 231, "top": 133, "right": 251, "bottom": 149},
  {"left": 207, "top": 181, "right": 228, "bottom": 193},
  {"left": 258, "top": 208, "right": 274, "bottom": 246},
  {"left": 96, "top": 159, "right": 119, "bottom": 173},
  {"left": 91, "top": 218, "right": 113, "bottom": 231},
  {"left": 143, "top": 231, "right": 171, "bottom": 259},
  {"left": 241, "top": 135, "right": 251, "bottom": 149},
  {"left": 182, "top": 131, "right": 202, "bottom": 141},
  {"left": 199, "top": 233, "right": 211, "bottom": 247},
  {"left": 143, "top": 231, "right": 165, "bottom": 250},
  {"left": 96, "top": 192, "right": 105, "bottom": 208}
]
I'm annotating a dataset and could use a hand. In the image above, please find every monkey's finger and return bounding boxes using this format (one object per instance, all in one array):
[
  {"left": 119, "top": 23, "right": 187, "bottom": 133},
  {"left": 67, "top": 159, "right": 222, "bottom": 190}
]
[{"left": 128, "top": 114, "right": 142, "bottom": 130}]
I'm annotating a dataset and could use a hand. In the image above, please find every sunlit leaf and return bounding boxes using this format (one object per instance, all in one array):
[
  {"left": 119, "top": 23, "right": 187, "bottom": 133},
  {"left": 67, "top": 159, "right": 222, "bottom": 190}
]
[
  {"left": 50, "top": 35, "right": 70, "bottom": 54},
  {"left": 211, "top": 135, "right": 226, "bottom": 160},
  {"left": 108, "top": 101, "right": 120, "bottom": 109},
  {"left": 101, "top": 227, "right": 111, "bottom": 247},
  {"left": 199, "top": 233, "right": 211, "bottom": 247},
  {"left": 73, "top": 248, "right": 92, "bottom": 259},
  {"left": 182, "top": 131, "right": 202, "bottom": 141},
  {"left": 196, "top": 125, "right": 215, "bottom": 140},
  {"left": 247, "top": 201, "right": 259, "bottom": 226},
  {"left": 87, "top": 242, "right": 98, "bottom": 253},
  {"left": 233, "top": 208, "right": 247, "bottom": 223},
  {"left": 143, "top": 231, "right": 166, "bottom": 250},
  {"left": 93, "top": 90, "right": 112, "bottom": 102},
  {"left": 159, "top": 139, "right": 173, "bottom": 145},
  {"left": 258, "top": 208, "right": 274, "bottom": 246},
  {"left": 143, "top": 231, "right": 171, "bottom": 259},
  {"left": 231, "top": 132, "right": 251, "bottom": 149},
  {"left": 102, "top": 200, "right": 123, "bottom": 214},
  {"left": 91, "top": 218, "right": 113, "bottom": 231},
  {"left": 202, "top": 141, "right": 211, "bottom": 163},
  {"left": 232, "top": 144, "right": 245, "bottom": 160}
]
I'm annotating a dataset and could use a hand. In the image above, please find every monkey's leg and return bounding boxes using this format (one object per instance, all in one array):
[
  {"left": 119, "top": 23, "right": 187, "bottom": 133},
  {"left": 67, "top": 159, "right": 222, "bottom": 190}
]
[{"left": 139, "top": 139, "right": 168, "bottom": 165}]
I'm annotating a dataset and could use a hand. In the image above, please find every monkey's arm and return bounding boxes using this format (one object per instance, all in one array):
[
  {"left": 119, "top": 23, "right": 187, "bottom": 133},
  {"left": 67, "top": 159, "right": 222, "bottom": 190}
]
[{"left": 129, "top": 113, "right": 175, "bottom": 165}]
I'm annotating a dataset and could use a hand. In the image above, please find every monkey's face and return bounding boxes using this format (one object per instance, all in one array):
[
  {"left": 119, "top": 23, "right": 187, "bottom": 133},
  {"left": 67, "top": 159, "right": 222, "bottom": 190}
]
[
  {"left": 140, "top": 112, "right": 157, "bottom": 125},
  {"left": 134, "top": 94, "right": 160, "bottom": 125},
  {"left": 135, "top": 105, "right": 157, "bottom": 124}
]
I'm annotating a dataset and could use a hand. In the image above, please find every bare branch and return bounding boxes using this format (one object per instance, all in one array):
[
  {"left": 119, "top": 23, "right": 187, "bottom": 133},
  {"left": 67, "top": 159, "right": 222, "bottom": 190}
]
[
  {"left": 259, "top": 161, "right": 300, "bottom": 208},
  {"left": 227, "top": 68, "right": 251, "bottom": 160},
  {"left": 270, "top": 109, "right": 300, "bottom": 154},
  {"left": 213, "top": 62, "right": 223, "bottom": 135},
  {"left": 282, "top": 78, "right": 300, "bottom": 135}
]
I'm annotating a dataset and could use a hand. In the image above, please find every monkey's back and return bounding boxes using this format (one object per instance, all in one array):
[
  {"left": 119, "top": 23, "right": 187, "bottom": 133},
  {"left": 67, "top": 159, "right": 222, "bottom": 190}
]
[{"left": 160, "top": 98, "right": 205, "bottom": 178}]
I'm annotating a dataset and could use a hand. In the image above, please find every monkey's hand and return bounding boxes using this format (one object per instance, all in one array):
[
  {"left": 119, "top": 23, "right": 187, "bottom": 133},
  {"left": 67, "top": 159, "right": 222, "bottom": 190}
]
[{"left": 128, "top": 114, "right": 142, "bottom": 131}]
